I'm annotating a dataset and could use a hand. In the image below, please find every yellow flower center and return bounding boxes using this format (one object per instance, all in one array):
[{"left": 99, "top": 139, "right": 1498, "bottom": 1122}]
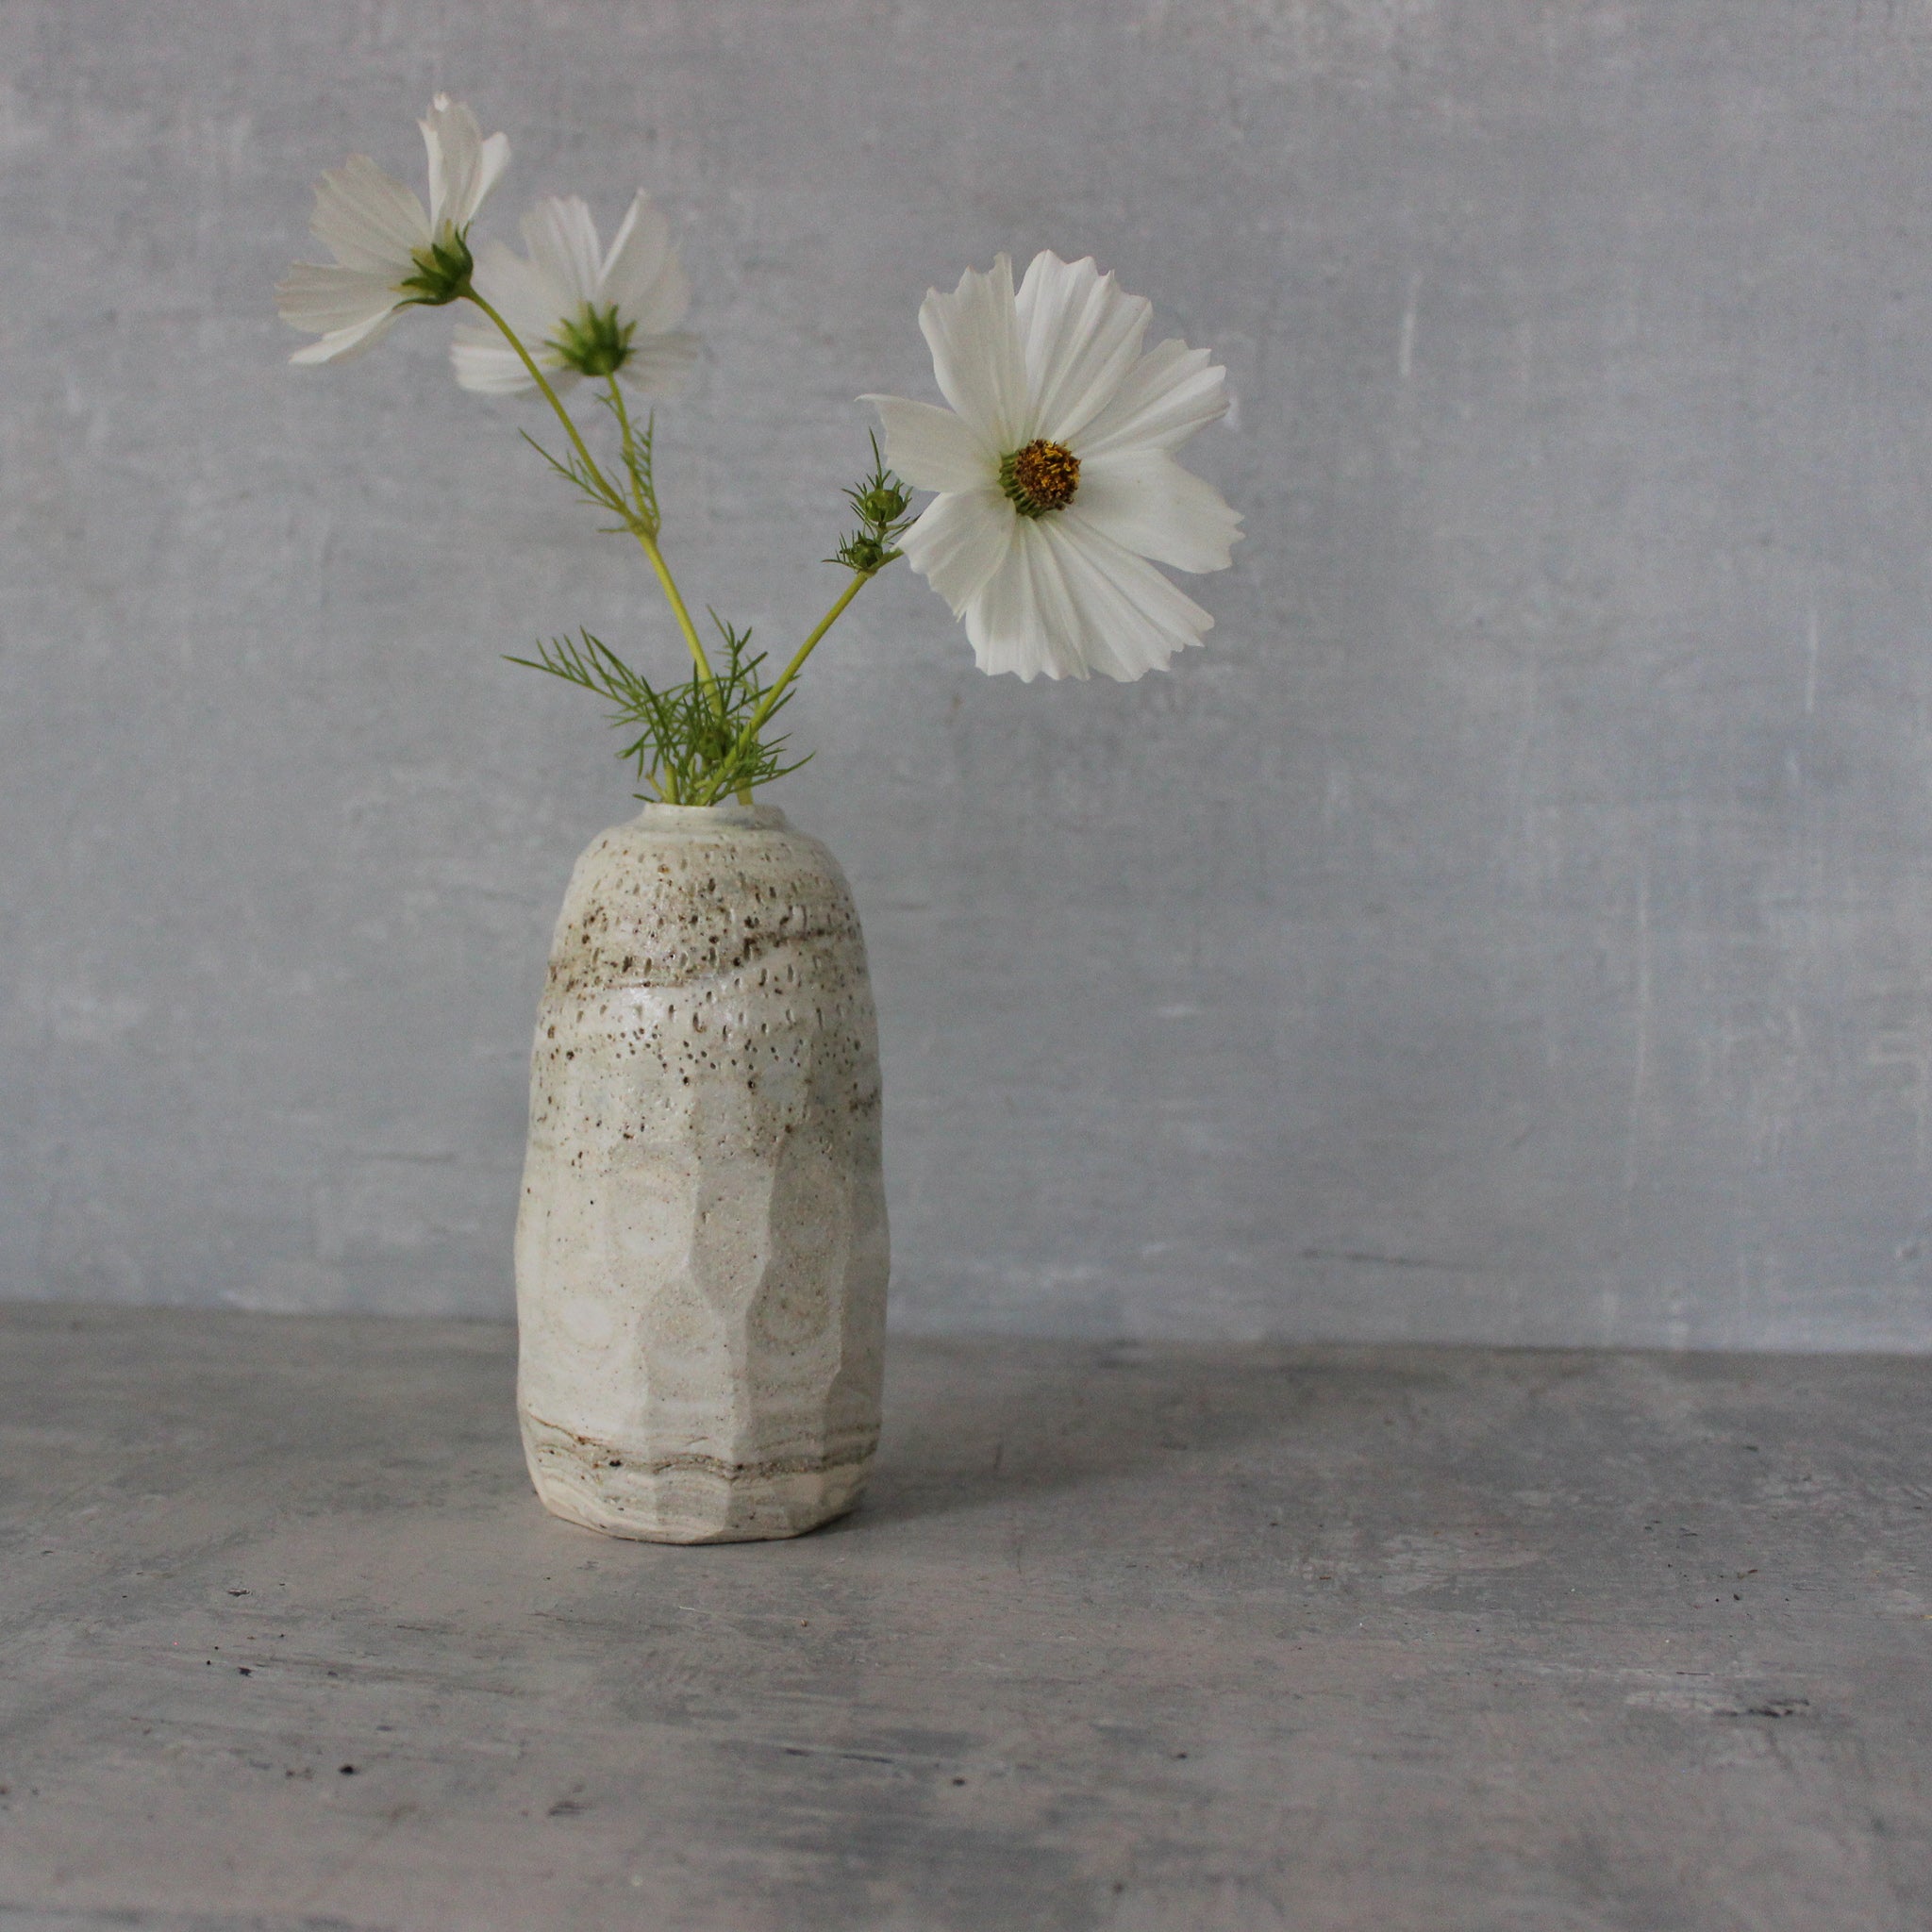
[{"left": 999, "top": 439, "right": 1081, "bottom": 518}]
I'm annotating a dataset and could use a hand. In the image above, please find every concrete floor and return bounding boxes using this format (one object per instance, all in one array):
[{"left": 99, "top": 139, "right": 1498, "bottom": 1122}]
[{"left": 0, "top": 1307, "right": 1926, "bottom": 1932}]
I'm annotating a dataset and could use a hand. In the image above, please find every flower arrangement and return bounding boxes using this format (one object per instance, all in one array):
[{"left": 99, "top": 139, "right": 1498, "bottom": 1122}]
[{"left": 278, "top": 97, "right": 1241, "bottom": 805}]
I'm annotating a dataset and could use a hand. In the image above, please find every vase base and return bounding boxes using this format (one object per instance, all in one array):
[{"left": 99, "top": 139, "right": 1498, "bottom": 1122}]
[{"left": 520, "top": 1412, "right": 872, "bottom": 1543}]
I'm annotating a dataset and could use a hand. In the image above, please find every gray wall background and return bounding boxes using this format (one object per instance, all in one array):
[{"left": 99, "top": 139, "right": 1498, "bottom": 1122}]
[{"left": 6, "top": 0, "right": 1932, "bottom": 1350}]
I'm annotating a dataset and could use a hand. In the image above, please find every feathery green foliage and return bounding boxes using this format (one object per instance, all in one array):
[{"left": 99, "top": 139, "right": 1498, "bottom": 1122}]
[
  {"left": 506, "top": 420, "right": 910, "bottom": 806},
  {"left": 519, "top": 386, "right": 658, "bottom": 539},
  {"left": 507, "top": 617, "right": 808, "bottom": 806}
]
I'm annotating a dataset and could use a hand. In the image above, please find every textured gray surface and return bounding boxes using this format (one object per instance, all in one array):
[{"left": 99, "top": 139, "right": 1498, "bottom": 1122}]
[
  {"left": 5, "top": 3, "right": 1932, "bottom": 1347},
  {"left": 2, "top": 1306, "right": 1929, "bottom": 1931}
]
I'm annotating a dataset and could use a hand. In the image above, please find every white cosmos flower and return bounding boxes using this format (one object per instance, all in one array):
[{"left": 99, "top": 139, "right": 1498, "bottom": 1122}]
[
  {"left": 864, "top": 251, "right": 1241, "bottom": 682},
  {"left": 275, "top": 96, "right": 510, "bottom": 365},
  {"left": 450, "top": 193, "right": 696, "bottom": 395}
]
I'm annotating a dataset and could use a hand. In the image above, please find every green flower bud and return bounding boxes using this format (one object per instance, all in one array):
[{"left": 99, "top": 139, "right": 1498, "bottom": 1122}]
[{"left": 857, "top": 481, "right": 910, "bottom": 526}]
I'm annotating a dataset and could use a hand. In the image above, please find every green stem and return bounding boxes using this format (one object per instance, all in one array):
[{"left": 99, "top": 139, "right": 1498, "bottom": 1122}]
[
  {"left": 463, "top": 290, "right": 615, "bottom": 504},
  {"left": 605, "top": 378, "right": 648, "bottom": 512},
  {"left": 597, "top": 392, "right": 740, "bottom": 801},
  {"left": 700, "top": 568, "right": 876, "bottom": 803},
  {"left": 599, "top": 384, "right": 739, "bottom": 798},
  {"left": 463, "top": 291, "right": 723, "bottom": 707},
  {"left": 641, "top": 531, "right": 722, "bottom": 708},
  {"left": 604, "top": 379, "right": 724, "bottom": 726}
]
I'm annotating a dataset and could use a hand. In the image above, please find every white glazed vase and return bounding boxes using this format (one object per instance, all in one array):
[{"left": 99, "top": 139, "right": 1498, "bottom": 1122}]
[{"left": 514, "top": 802, "right": 889, "bottom": 1542}]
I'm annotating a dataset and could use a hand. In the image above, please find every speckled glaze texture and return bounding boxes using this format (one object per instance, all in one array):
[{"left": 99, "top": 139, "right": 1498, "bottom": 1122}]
[{"left": 514, "top": 803, "right": 889, "bottom": 1543}]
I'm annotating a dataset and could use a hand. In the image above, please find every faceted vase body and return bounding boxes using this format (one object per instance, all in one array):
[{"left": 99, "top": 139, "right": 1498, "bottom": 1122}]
[{"left": 514, "top": 802, "right": 889, "bottom": 1542}]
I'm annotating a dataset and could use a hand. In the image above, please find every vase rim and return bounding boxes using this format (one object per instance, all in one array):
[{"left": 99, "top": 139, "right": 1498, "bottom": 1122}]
[{"left": 632, "top": 800, "right": 791, "bottom": 830}]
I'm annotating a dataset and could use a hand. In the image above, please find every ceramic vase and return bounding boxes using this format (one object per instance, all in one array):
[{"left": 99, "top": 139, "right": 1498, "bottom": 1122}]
[{"left": 513, "top": 802, "right": 889, "bottom": 1542}]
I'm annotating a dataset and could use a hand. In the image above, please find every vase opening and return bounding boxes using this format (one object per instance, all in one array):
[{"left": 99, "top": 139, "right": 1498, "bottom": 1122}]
[{"left": 632, "top": 800, "right": 791, "bottom": 832}]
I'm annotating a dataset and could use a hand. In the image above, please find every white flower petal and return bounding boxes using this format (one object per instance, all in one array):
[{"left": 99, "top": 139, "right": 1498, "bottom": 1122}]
[
  {"left": 420, "top": 95, "right": 508, "bottom": 231},
  {"left": 1073, "top": 449, "right": 1241, "bottom": 573},
  {"left": 961, "top": 521, "right": 1053, "bottom": 681},
  {"left": 1020, "top": 521, "right": 1109, "bottom": 679},
  {"left": 449, "top": 337, "right": 524, "bottom": 392},
  {"left": 450, "top": 327, "right": 532, "bottom": 392},
  {"left": 920, "top": 255, "right": 1031, "bottom": 450},
  {"left": 455, "top": 194, "right": 697, "bottom": 399},
  {"left": 521, "top": 196, "right": 604, "bottom": 309},
  {"left": 1074, "top": 338, "right": 1228, "bottom": 458},
  {"left": 862, "top": 395, "right": 993, "bottom": 493},
  {"left": 628, "top": 250, "right": 691, "bottom": 338},
  {"left": 275, "top": 261, "right": 403, "bottom": 338},
  {"left": 308, "top": 155, "right": 428, "bottom": 275},
  {"left": 471, "top": 133, "right": 512, "bottom": 221},
  {"left": 599, "top": 193, "right": 671, "bottom": 314},
  {"left": 467, "top": 240, "right": 562, "bottom": 343},
  {"left": 616, "top": 330, "right": 700, "bottom": 395},
  {"left": 900, "top": 486, "right": 1014, "bottom": 616},
  {"left": 453, "top": 242, "right": 575, "bottom": 391},
  {"left": 289, "top": 302, "right": 408, "bottom": 366},
  {"left": 450, "top": 329, "right": 579, "bottom": 394},
  {"left": 1015, "top": 252, "right": 1151, "bottom": 449},
  {"left": 962, "top": 522, "right": 1104, "bottom": 681},
  {"left": 596, "top": 192, "right": 690, "bottom": 336},
  {"left": 1039, "top": 515, "right": 1213, "bottom": 679},
  {"left": 959, "top": 508, "right": 1215, "bottom": 682}
]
